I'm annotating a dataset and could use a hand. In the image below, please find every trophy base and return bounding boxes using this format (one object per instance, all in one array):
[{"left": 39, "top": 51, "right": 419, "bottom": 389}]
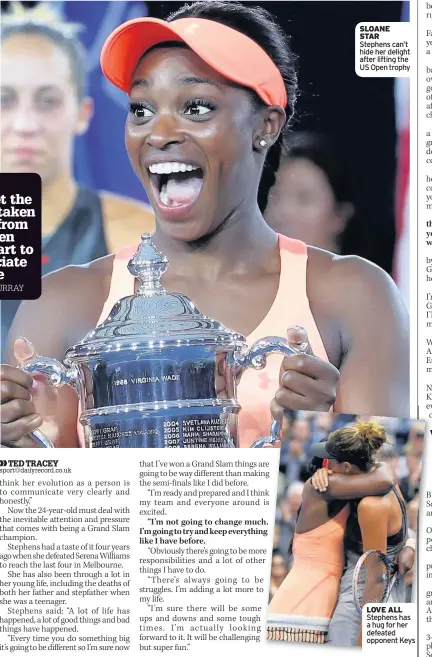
[{"left": 81, "top": 400, "right": 238, "bottom": 448}]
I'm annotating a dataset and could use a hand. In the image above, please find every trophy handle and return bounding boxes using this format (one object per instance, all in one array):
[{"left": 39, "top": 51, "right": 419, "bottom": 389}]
[
  {"left": 234, "top": 336, "right": 302, "bottom": 372},
  {"left": 249, "top": 422, "right": 280, "bottom": 448},
  {"left": 29, "top": 429, "right": 55, "bottom": 449},
  {"left": 20, "top": 356, "right": 79, "bottom": 449},
  {"left": 234, "top": 337, "right": 304, "bottom": 447}
]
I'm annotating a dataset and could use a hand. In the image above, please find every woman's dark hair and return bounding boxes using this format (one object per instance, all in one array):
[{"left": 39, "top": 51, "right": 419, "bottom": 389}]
[
  {"left": 272, "top": 549, "right": 288, "bottom": 564},
  {"left": 307, "top": 455, "right": 324, "bottom": 475},
  {"left": 1, "top": 19, "right": 87, "bottom": 101},
  {"left": 334, "top": 421, "right": 390, "bottom": 557},
  {"left": 167, "top": 1, "right": 298, "bottom": 209},
  {"left": 274, "top": 131, "right": 359, "bottom": 252},
  {"left": 328, "top": 420, "right": 388, "bottom": 472},
  {"left": 286, "top": 506, "right": 301, "bottom": 562},
  {"left": 280, "top": 132, "right": 355, "bottom": 207}
]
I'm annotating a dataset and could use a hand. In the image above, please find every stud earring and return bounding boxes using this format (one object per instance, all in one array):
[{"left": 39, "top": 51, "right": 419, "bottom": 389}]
[{"left": 259, "top": 139, "right": 267, "bottom": 148}]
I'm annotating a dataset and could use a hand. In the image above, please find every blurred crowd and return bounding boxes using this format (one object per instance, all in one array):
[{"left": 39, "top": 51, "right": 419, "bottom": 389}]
[{"left": 270, "top": 412, "right": 423, "bottom": 602}]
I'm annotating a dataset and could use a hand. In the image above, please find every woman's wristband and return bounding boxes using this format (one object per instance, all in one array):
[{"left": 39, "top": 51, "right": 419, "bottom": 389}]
[{"left": 404, "top": 536, "right": 416, "bottom": 551}]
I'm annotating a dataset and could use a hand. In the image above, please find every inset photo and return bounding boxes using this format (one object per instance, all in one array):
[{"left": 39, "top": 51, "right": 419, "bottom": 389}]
[{"left": 267, "top": 412, "right": 422, "bottom": 647}]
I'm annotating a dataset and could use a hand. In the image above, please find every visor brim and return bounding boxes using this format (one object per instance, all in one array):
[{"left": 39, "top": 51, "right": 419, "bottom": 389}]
[
  {"left": 100, "top": 17, "right": 287, "bottom": 107},
  {"left": 310, "top": 442, "right": 332, "bottom": 460},
  {"left": 101, "top": 18, "right": 184, "bottom": 93}
]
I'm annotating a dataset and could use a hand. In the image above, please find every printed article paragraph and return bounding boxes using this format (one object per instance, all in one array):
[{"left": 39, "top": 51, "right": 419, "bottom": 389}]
[{"left": 0, "top": 450, "right": 279, "bottom": 655}]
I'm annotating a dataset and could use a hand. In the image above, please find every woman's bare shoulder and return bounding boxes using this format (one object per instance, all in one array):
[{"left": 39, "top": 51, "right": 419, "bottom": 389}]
[
  {"left": 306, "top": 247, "right": 402, "bottom": 311},
  {"left": 6, "top": 255, "right": 115, "bottom": 360},
  {"left": 38, "top": 253, "right": 114, "bottom": 309},
  {"left": 305, "top": 246, "right": 408, "bottom": 368},
  {"left": 45, "top": 252, "right": 113, "bottom": 285},
  {"left": 358, "top": 495, "right": 390, "bottom": 516},
  {"left": 100, "top": 191, "right": 155, "bottom": 252}
]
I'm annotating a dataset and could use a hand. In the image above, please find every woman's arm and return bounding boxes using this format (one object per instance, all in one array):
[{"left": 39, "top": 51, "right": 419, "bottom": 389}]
[
  {"left": 331, "top": 257, "right": 409, "bottom": 417},
  {"left": 308, "top": 251, "right": 409, "bottom": 417},
  {"left": 271, "top": 253, "right": 408, "bottom": 420},
  {"left": 311, "top": 462, "right": 394, "bottom": 500}
]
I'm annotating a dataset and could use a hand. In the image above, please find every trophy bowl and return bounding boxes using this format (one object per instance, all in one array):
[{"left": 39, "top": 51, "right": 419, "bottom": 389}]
[{"left": 22, "top": 235, "right": 300, "bottom": 449}]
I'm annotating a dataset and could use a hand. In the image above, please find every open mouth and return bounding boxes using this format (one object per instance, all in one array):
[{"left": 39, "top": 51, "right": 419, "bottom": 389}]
[{"left": 148, "top": 162, "right": 204, "bottom": 210}]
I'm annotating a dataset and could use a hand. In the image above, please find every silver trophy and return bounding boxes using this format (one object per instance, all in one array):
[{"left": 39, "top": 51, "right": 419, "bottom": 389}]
[{"left": 22, "top": 234, "right": 300, "bottom": 449}]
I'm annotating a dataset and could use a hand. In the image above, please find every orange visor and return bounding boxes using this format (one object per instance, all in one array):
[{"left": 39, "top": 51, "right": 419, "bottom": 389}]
[{"left": 100, "top": 17, "right": 287, "bottom": 108}]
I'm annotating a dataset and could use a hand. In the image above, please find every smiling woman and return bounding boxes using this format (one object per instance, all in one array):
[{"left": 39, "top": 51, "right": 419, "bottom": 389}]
[
  {"left": 112, "top": 16, "right": 290, "bottom": 244},
  {"left": 0, "top": 1, "right": 409, "bottom": 449}
]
